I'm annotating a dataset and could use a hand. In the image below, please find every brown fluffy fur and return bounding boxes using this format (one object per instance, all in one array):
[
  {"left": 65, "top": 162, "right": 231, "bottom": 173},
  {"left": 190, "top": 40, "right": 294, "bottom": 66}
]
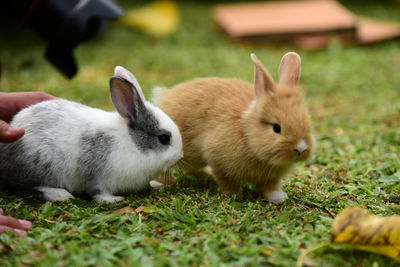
[{"left": 156, "top": 53, "right": 313, "bottom": 201}]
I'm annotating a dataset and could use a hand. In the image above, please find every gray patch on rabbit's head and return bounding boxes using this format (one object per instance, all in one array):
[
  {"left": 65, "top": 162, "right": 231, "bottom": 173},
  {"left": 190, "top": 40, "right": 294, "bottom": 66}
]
[
  {"left": 77, "top": 131, "right": 115, "bottom": 182},
  {"left": 128, "top": 107, "right": 171, "bottom": 153}
]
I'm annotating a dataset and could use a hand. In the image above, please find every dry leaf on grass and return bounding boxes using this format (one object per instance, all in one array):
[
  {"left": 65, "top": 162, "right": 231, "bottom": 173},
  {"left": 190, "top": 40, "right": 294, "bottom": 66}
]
[
  {"left": 297, "top": 206, "right": 400, "bottom": 266},
  {"left": 112, "top": 205, "right": 156, "bottom": 215},
  {"left": 135, "top": 206, "right": 146, "bottom": 214},
  {"left": 43, "top": 219, "right": 56, "bottom": 224},
  {"left": 111, "top": 206, "right": 136, "bottom": 214},
  {"left": 331, "top": 206, "right": 400, "bottom": 262}
]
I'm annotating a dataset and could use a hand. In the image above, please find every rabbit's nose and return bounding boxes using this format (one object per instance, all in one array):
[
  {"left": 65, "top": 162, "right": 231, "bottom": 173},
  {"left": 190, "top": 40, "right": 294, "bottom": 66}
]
[{"left": 294, "top": 139, "right": 307, "bottom": 156}]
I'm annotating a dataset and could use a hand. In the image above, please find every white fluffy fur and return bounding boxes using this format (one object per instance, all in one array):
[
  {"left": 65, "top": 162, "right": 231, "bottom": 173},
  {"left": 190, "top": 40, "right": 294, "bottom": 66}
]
[
  {"left": 12, "top": 99, "right": 182, "bottom": 202},
  {"left": 35, "top": 186, "right": 75, "bottom": 201},
  {"left": 9, "top": 66, "right": 183, "bottom": 203}
]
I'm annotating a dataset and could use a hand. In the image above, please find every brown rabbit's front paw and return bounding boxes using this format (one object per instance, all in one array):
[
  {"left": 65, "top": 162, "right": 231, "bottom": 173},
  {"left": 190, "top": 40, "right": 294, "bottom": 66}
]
[{"left": 264, "top": 190, "right": 288, "bottom": 204}]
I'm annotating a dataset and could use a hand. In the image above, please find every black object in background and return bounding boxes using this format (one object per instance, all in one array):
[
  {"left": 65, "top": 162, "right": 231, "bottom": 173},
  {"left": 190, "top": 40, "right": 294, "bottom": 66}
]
[{"left": 2, "top": 0, "right": 123, "bottom": 78}]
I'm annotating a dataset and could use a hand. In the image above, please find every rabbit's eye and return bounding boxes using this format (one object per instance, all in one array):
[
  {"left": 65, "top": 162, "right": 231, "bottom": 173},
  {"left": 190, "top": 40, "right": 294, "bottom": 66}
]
[
  {"left": 158, "top": 134, "right": 171, "bottom": 145},
  {"left": 272, "top": 124, "right": 281, "bottom": 134}
]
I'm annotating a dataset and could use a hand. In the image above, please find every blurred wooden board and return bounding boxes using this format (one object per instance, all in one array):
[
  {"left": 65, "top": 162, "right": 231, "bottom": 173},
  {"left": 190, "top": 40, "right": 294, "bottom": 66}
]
[
  {"left": 357, "top": 17, "right": 400, "bottom": 44},
  {"left": 214, "top": 0, "right": 356, "bottom": 38}
]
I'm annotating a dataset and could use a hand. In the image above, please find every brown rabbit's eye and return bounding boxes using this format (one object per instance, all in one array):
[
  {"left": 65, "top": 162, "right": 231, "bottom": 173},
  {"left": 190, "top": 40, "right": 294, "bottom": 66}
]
[
  {"left": 158, "top": 134, "right": 171, "bottom": 145},
  {"left": 273, "top": 124, "right": 281, "bottom": 134}
]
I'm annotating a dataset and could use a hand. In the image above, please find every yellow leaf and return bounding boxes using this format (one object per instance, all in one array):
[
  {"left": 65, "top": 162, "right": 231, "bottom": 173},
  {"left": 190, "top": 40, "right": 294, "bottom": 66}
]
[
  {"left": 143, "top": 206, "right": 158, "bottom": 213},
  {"left": 331, "top": 206, "right": 400, "bottom": 262},
  {"left": 115, "top": 0, "right": 180, "bottom": 37},
  {"left": 262, "top": 249, "right": 273, "bottom": 256}
]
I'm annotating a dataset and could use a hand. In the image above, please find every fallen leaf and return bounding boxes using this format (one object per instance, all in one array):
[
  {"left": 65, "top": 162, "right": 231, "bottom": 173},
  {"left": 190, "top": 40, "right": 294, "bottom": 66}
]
[
  {"left": 227, "top": 218, "right": 238, "bottom": 224},
  {"left": 114, "top": 0, "right": 180, "bottom": 37},
  {"left": 59, "top": 211, "right": 72, "bottom": 220},
  {"left": 262, "top": 249, "right": 273, "bottom": 256},
  {"left": 324, "top": 208, "right": 336, "bottom": 217},
  {"left": 135, "top": 206, "right": 146, "bottom": 214},
  {"left": 66, "top": 230, "right": 74, "bottom": 235},
  {"left": 112, "top": 206, "right": 136, "bottom": 214},
  {"left": 331, "top": 206, "right": 400, "bottom": 262},
  {"left": 267, "top": 211, "right": 275, "bottom": 216},
  {"left": 297, "top": 207, "right": 400, "bottom": 266},
  {"left": 143, "top": 206, "right": 158, "bottom": 213}
]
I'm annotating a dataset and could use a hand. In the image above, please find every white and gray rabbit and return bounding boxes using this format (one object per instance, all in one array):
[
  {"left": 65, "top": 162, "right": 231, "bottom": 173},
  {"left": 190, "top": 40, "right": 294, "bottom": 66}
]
[{"left": 0, "top": 66, "right": 183, "bottom": 203}]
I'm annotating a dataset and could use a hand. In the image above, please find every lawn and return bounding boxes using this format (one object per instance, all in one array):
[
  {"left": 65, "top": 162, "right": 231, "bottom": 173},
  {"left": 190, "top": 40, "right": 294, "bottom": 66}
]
[{"left": 1, "top": 0, "right": 400, "bottom": 266}]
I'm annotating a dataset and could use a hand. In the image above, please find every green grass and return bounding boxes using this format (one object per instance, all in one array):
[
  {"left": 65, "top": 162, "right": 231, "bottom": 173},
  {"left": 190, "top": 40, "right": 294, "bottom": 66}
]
[{"left": 1, "top": 0, "right": 400, "bottom": 266}]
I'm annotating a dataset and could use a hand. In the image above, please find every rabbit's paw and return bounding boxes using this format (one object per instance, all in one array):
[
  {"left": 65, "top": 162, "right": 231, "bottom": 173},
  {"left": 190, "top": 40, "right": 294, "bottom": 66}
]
[
  {"left": 265, "top": 190, "right": 288, "bottom": 204},
  {"left": 94, "top": 194, "right": 125, "bottom": 203},
  {"left": 35, "top": 187, "right": 75, "bottom": 202},
  {"left": 150, "top": 180, "right": 165, "bottom": 190}
]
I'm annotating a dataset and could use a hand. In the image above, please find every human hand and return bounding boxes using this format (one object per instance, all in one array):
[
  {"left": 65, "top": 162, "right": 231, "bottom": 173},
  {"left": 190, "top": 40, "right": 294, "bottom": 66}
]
[
  {"left": 0, "top": 208, "right": 32, "bottom": 236},
  {"left": 0, "top": 92, "right": 56, "bottom": 142}
]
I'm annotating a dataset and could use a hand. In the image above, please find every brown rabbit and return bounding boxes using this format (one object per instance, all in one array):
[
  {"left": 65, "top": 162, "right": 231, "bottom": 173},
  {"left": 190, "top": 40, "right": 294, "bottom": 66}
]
[{"left": 154, "top": 52, "right": 313, "bottom": 203}]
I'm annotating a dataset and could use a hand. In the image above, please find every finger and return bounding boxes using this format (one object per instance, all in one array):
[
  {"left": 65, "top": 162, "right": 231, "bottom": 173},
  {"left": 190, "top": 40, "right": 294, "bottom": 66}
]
[
  {"left": 36, "top": 92, "right": 57, "bottom": 101},
  {"left": 12, "top": 92, "right": 56, "bottom": 111},
  {"left": 0, "top": 120, "right": 25, "bottom": 143},
  {"left": 0, "top": 226, "right": 27, "bottom": 236},
  {"left": 0, "top": 92, "right": 56, "bottom": 122},
  {"left": 0, "top": 208, "right": 3, "bottom": 215},
  {"left": 0, "top": 215, "right": 32, "bottom": 231}
]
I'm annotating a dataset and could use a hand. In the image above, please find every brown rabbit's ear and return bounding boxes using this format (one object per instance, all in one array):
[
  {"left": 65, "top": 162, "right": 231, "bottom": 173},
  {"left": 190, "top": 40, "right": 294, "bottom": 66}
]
[
  {"left": 251, "top": 53, "right": 275, "bottom": 99},
  {"left": 278, "top": 52, "right": 301, "bottom": 86}
]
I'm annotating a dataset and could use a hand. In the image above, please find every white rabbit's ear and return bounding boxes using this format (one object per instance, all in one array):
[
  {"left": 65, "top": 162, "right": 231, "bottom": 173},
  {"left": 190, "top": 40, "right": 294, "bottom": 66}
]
[
  {"left": 279, "top": 52, "right": 301, "bottom": 86},
  {"left": 110, "top": 77, "right": 145, "bottom": 120},
  {"left": 250, "top": 53, "right": 275, "bottom": 99},
  {"left": 114, "top": 66, "right": 146, "bottom": 102}
]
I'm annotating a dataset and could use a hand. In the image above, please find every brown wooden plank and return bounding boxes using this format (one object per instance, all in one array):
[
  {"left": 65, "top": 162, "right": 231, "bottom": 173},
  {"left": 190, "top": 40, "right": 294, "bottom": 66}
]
[
  {"left": 214, "top": 0, "right": 356, "bottom": 38},
  {"left": 357, "top": 17, "right": 400, "bottom": 44}
]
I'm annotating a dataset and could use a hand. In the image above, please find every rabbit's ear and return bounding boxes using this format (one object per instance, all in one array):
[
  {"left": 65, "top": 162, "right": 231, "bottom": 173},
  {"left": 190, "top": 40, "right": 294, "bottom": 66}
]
[
  {"left": 250, "top": 53, "right": 275, "bottom": 99},
  {"left": 110, "top": 77, "right": 145, "bottom": 120},
  {"left": 114, "top": 66, "right": 146, "bottom": 102},
  {"left": 278, "top": 52, "right": 301, "bottom": 86}
]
